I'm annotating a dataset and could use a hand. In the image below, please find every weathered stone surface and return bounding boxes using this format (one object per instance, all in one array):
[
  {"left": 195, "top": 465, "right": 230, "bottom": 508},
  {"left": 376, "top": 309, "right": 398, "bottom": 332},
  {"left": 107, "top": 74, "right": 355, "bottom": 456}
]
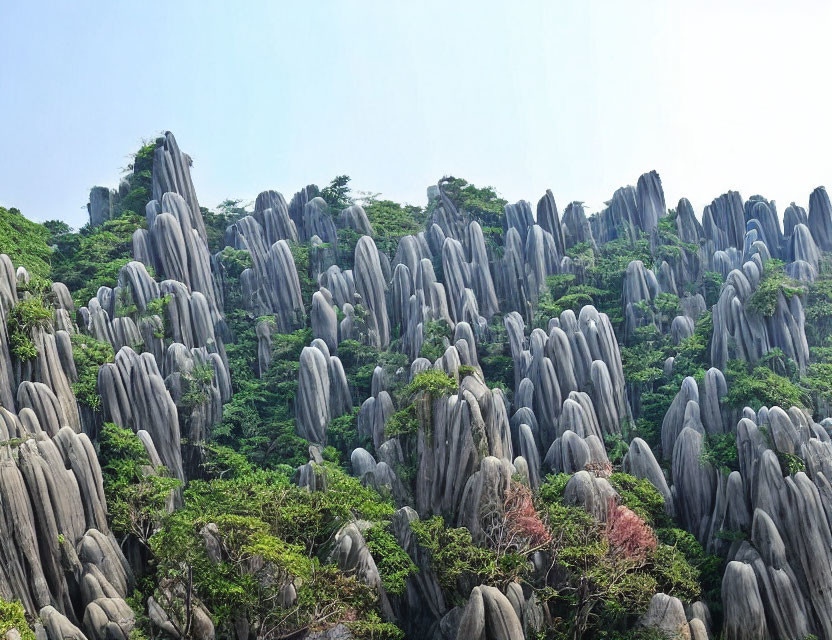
[
  {"left": 98, "top": 347, "right": 184, "bottom": 482},
  {"left": 455, "top": 585, "right": 524, "bottom": 640},
  {"left": 563, "top": 470, "right": 617, "bottom": 521},
  {"left": 338, "top": 204, "right": 374, "bottom": 236},
  {"left": 808, "top": 186, "right": 832, "bottom": 251},
  {"left": 254, "top": 190, "right": 299, "bottom": 244},
  {"left": 638, "top": 593, "right": 690, "bottom": 640},
  {"left": 623, "top": 437, "right": 673, "bottom": 514},
  {"left": 151, "top": 132, "right": 206, "bottom": 242},
  {"left": 354, "top": 236, "right": 390, "bottom": 348},
  {"left": 88, "top": 186, "right": 114, "bottom": 227}
]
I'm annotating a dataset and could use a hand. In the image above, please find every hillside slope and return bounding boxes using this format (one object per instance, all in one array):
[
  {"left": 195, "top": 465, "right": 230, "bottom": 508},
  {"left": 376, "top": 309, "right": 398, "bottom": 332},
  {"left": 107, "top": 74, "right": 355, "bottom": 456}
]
[{"left": 2, "top": 132, "right": 832, "bottom": 640}]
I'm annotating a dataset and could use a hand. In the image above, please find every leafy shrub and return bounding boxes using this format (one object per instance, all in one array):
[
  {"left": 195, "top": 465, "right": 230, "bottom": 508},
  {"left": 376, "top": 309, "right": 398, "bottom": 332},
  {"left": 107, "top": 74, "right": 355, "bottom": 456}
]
[
  {"left": 435, "top": 177, "right": 507, "bottom": 250},
  {"left": 724, "top": 359, "right": 807, "bottom": 410},
  {"left": 604, "top": 434, "right": 629, "bottom": 466},
  {"left": 609, "top": 473, "right": 668, "bottom": 528},
  {"left": 181, "top": 362, "right": 215, "bottom": 409},
  {"left": 746, "top": 259, "right": 805, "bottom": 317},
  {"left": 71, "top": 333, "right": 114, "bottom": 409},
  {"left": 538, "top": 473, "right": 572, "bottom": 503},
  {"left": 703, "top": 271, "right": 724, "bottom": 307},
  {"left": 363, "top": 199, "right": 425, "bottom": 258},
  {"left": 364, "top": 524, "right": 418, "bottom": 595},
  {"left": 700, "top": 433, "right": 739, "bottom": 474},
  {"left": 98, "top": 423, "right": 180, "bottom": 545},
  {"left": 320, "top": 175, "right": 353, "bottom": 211},
  {"left": 405, "top": 369, "right": 458, "bottom": 397},
  {"left": 481, "top": 354, "right": 514, "bottom": 392},
  {"left": 779, "top": 451, "right": 806, "bottom": 475},
  {"left": 649, "top": 543, "right": 702, "bottom": 602},
  {"left": 51, "top": 211, "right": 146, "bottom": 306},
  {"left": 0, "top": 597, "right": 35, "bottom": 640},
  {"left": 7, "top": 295, "right": 53, "bottom": 360},
  {"left": 420, "top": 319, "right": 452, "bottom": 361},
  {"left": 347, "top": 614, "right": 406, "bottom": 640},
  {"left": 327, "top": 407, "right": 362, "bottom": 460},
  {"left": 385, "top": 403, "right": 419, "bottom": 439},
  {"left": 410, "top": 516, "right": 495, "bottom": 598}
]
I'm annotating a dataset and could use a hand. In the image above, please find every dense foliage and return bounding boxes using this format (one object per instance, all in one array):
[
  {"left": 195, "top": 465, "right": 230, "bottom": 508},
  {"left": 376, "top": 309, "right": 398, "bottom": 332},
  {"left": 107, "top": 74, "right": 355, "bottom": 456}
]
[
  {"left": 0, "top": 597, "right": 35, "bottom": 640},
  {"left": 7, "top": 293, "right": 53, "bottom": 360},
  {"left": 146, "top": 446, "right": 404, "bottom": 639},
  {"left": 0, "top": 206, "right": 52, "bottom": 279},
  {"left": 71, "top": 332, "right": 114, "bottom": 409}
]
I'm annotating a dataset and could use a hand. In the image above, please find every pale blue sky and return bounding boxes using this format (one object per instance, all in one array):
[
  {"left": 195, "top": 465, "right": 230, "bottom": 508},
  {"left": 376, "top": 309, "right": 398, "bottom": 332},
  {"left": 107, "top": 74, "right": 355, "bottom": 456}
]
[{"left": 1, "top": 1, "right": 831, "bottom": 229}]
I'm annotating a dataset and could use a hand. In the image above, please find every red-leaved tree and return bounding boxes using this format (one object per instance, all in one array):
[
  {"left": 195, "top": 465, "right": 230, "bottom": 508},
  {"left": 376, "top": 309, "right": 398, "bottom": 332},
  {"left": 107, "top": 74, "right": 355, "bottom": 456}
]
[
  {"left": 503, "top": 482, "right": 552, "bottom": 550},
  {"left": 604, "top": 498, "right": 657, "bottom": 559}
]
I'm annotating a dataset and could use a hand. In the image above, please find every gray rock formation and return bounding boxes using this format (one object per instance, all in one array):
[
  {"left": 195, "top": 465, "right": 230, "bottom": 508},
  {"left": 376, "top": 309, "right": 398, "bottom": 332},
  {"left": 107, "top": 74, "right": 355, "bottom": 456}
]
[
  {"left": 151, "top": 132, "right": 206, "bottom": 243},
  {"left": 354, "top": 236, "right": 390, "bottom": 348}
]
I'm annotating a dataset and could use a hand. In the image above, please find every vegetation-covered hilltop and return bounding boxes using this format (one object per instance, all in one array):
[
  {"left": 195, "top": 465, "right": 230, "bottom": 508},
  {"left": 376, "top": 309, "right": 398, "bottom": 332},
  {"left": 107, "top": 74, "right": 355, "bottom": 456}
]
[{"left": 2, "top": 132, "right": 832, "bottom": 640}]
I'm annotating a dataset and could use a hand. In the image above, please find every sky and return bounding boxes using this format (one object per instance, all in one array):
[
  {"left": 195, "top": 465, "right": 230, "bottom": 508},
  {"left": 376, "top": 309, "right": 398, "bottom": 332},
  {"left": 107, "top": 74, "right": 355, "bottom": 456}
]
[{"left": 1, "top": 0, "right": 831, "bottom": 229}]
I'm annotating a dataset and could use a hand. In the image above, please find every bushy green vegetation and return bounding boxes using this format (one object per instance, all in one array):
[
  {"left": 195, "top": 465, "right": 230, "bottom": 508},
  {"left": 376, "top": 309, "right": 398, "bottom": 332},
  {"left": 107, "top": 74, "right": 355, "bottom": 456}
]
[
  {"left": 364, "top": 199, "right": 425, "bottom": 257},
  {"left": 434, "top": 177, "right": 507, "bottom": 250},
  {"left": 724, "top": 359, "right": 807, "bottom": 410},
  {"left": 98, "top": 423, "right": 181, "bottom": 545},
  {"left": 0, "top": 206, "right": 52, "bottom": 278},
  {"left": 746, "top": 259, "right": 805, "bottom": 317},
  {"left": 51, "top": 211, "right": 146, "bottom": 306},
  {"left": 703, "top": 271, "right": 724, "bottom": 307},
  {"left": 321, "top": 175, "right": 353, "bottom": 211},
  {"left": 537, "top": 474, "right": 707, "bottom": 638},
  {"left": 143, "top": 447, "right": 402, "bottom": 639},
  {"left": 327, "top": 407, "right": 363, "bottom": 461},
  {"left": 0, "top": 597, "right": 35, "bottom": 640},
  {"left": 364, "top": 524, "right": 418, "bottom": 595},
  {"left": 336, "top": 338, "right": 408, "bottom": 402},
  {"left": 410, "top": 516, "right": 501, "bottom": 600},
  {"left": 419, "top": 319, "right": 452, "bottom": 361},
  {"left": 609, "top": 473, "right": 669, "bottom": 528},
  {"left": 7, "top": 293, "right": 53, "bottom": 360},
  {"left": 114, "top": 142, "right": 156, "bottom": 219},
  {"left": 405, "top": 369, "right": 458, "bottom": 397},
  {"left": 385, "top": 403, "right": 419, "bottom": 439},
  {"left": 71, "top": 332, "right": 114, "bottom": 409},
  {"left": 214, "top": 315, "right": 310, "bottom": 468},
  {"left": 655, "top": 527, "right": 724, "bottom": 615},
  {"left": 700, "top": 433, "right": 739, "bottom": 474}
]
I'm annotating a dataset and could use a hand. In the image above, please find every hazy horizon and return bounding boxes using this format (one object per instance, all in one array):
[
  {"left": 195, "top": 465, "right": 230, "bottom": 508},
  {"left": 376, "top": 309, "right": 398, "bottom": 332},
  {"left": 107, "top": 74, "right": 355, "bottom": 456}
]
[{"left": 2, "top": 0, "right": 831, "bottom": 228}]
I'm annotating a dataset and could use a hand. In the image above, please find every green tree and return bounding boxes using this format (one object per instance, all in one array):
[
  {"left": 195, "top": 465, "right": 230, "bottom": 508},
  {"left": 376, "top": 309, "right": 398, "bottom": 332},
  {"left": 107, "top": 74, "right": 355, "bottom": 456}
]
[{"left": 321, "top": 175, "right": 353, "bottom": 212}]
